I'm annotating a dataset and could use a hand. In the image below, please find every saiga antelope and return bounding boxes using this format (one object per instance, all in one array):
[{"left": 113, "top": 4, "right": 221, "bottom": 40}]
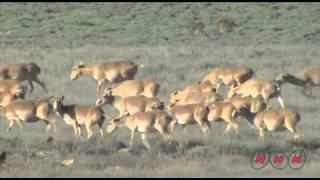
[
  {"left": 50, "top": 96, "right": 106, "bottom": 140},
  {"left": 96, "top": 89, "right": 163, "bottom": 118},
  {"left": 106, "top": 111, "right": 175, "bottom": 152},
  {"left": 239, "top": 108, "right": 301, "bottom": 143},
  {"left": 70, "top": 61, "right": 144, "bottom": 91},
  {"left": 227, "top": 79, "right": 285, "bottom": 110},
  {"left": 0, "top": 62, "right": 47, "bottom": 93},
  {"left": 0, "top": 98, "right": 56, "bottom": 134},
  {"left": 276, "top": 65, "right": 320, "bottom": 96}
]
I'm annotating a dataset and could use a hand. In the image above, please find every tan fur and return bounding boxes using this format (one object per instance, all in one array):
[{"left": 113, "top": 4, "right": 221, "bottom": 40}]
[
  {"left": 170, "top": 91, "right": 223, "bottom": 106},
  {"left": 70, "top": 61, "right": 142, "bottom": 91},
  {"left": 201, "top": 65, "right": 255, "bottom": 92},
  {"left": 0, "top": 91, "right": 20, "bottom": 107},
  {"left": 0, "top": 79, "right": 26, "bottom": 99},
  {"left": 241, "top": 108, "right": 301, "bottom": 143},
  {"left": 103, "top": 79, "right": 159, "bottom": 98},
  {"left": 170, "top": 81, "right": 217, "bottom": 103},
  {"left": 227, "top": 79, "right": 285, "bottom": 110},
  {"left": 106, "top": 111, "right": 174, "bottom": 152},
  {"left": 207, "top": 101, "right": 239, "bottom": 134},
  {"left": 50, "top": 96, "right": 106, "bottom": 140},
  {"left": 96, "top": 91, "right": 163, "bottom": 118},
  {"left": 166, "top": 103, "right": 210, "bottom": 137},
  {"left": 0, "top": 99, "right": 56, "bottom": 134},
  {"left": 224, "top": 96, "right": 267, "bottom": 114},
  {"left": 276, "top": 65, "right": 320, "bottom": 96},
  {"left": 0, "top": 63, "right": 47, "bottom": 93},
  {"left": 299, "top": 65, "right": 320, "bottom": 84}
]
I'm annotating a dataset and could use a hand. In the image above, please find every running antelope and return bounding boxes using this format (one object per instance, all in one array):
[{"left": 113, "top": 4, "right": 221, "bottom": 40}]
[
  {"left": 0, "top": 98, "right": 56, "bottom": 134},
  {"left": 227, "top": 79, "right": 285, "bottom": 110},
  {"left": 224, "top": 96, "right": 267, "bottom": 114},
  {"left": 276, "top": 65, "right": 320, "bottom": 96},
  {"left": 50, "top": 96, "right": 106, "bottom": 140},
  {"left": 166, "top": 103, "right": 210, "bottom": 137},
  {"left": 106, "top": 111, "right": 175, "bottom": 152},
  {"left": 201, "top": 65, "right": 255, "bottom": 92},
  {"left": 0, "top": 62, "right": 47, "bottom": 93},
  {"left": 240, "top": 108, "right": 301, "bottom": 143},
  {"left": 171, "top": 80, "right": 217, "bottom": 100},
  {"left": 207, "top": 101, "right": 239, "bottom": 134},
  {"left": 96, "top": 90, "right": 164, "bottom": 118},
  {"left": 0, "top": 91, "right": 22, "bottom": 107},
  {"left": 170, "top": 81, "right": 218, "bottom": 104},
  {"left": 70, "top": 61, "right": 143, "bottom": 91},
  {"left": 0, "top": 79, "right": 26, "bottom": 98},
  {"left": 102, "top": 79, "right": 159, "bottom": 98}
]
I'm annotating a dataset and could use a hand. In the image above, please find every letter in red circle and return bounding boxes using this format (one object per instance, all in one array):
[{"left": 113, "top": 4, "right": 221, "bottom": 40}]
[
  {"left": 255, "top": 154, "right": 265, "bottom": 164},
  {"left": 273, "top": 155, "right": 284, "bottom": 164},
  {"left": 291, "top": 154, "right": 301, "bottom": 164}
]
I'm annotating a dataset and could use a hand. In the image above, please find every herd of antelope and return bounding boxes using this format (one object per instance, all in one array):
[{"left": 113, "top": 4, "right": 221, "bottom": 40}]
[{"left": 0, "top": 61, "right": 319, "bottom": 152}]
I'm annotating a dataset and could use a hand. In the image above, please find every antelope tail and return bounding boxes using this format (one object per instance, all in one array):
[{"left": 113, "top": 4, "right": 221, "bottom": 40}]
[{"left": 295, "top": 112, "right": 301, "bottom": 122}]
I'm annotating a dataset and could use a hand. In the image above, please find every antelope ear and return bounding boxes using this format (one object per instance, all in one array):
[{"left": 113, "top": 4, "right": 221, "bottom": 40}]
[
  {"left": 159, "top": 102, "right": 165, "bottom": 109},
  {"left": 107, "top": 89, "right": 112, "bottom": 96},
  {"left": 168, "top": 103, "right": 175, "bottom": 109},
  {"left": 113, "top": 118, "right": 121, "bottom": 122},
  {"left": 172, "top": 91, "right": 179, "bottom": 96},
  {"left": 212, "top": 87, "right": 217, "bottom": 93},
  {"left": 78, "top": 61, "right": 85, "bottom": 68}
]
